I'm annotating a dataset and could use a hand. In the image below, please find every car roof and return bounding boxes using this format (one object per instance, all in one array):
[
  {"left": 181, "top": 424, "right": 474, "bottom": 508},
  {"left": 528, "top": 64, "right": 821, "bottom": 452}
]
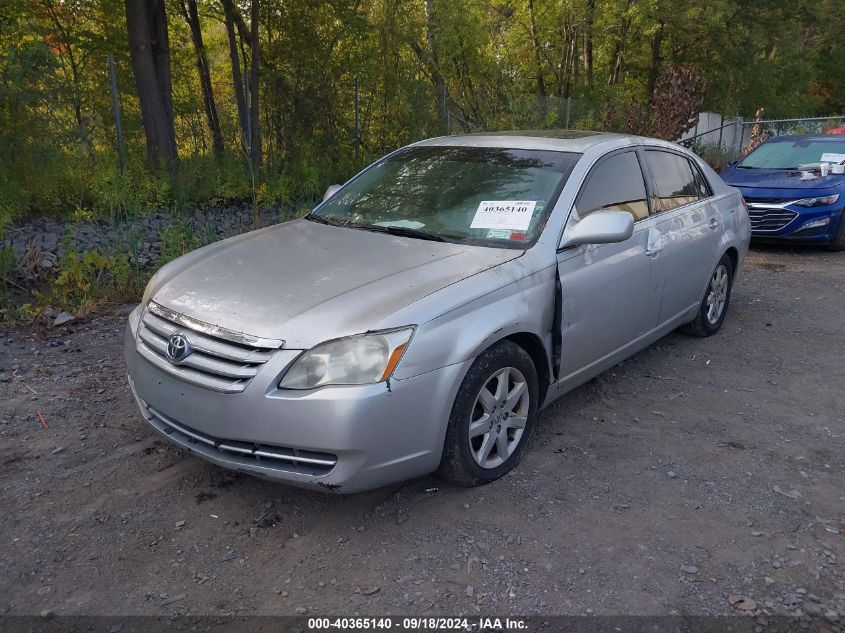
[{"left": 413, "top": 130, "right": 652, "bottom": 153}]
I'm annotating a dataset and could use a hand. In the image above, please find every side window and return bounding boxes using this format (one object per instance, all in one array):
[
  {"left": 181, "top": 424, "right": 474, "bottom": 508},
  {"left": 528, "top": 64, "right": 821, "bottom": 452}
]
[
  {"left": 644, "top": 150, "right": 700, "bottom": 213},
  {"left": 574, "top": 151, "right": 649, "bottom": 222},
  {"left": 690, "top": 159, "right": 713, "bottom": 199}
]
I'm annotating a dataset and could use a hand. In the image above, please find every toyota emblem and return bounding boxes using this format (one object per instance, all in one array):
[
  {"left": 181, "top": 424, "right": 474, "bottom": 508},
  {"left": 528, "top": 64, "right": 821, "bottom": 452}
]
[{"left": 166, "top": 333, "right": 192, "bottom": 363}]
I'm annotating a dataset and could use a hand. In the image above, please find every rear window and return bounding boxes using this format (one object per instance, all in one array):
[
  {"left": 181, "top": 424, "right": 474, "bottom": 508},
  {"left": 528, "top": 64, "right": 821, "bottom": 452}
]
[{"left": 644, "top": 151, "right": 701, "bottom": 213}]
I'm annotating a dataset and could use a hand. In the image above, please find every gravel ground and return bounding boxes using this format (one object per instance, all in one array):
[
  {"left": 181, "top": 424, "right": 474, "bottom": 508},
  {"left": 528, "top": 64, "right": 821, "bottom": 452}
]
[{"left": 1, "top": 246, "right": 843, "bottom": 621}]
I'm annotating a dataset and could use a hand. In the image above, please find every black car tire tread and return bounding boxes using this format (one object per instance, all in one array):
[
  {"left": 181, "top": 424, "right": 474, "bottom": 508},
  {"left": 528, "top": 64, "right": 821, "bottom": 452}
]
[
  {"left": 826, "top": 216, "right": 845, "bottom": 252},
  {"left": 436, "top": 340, "right": 539, "bottom": 487},
  {"left": 680, "top": 253, "right": 735, "bottom": 338}
]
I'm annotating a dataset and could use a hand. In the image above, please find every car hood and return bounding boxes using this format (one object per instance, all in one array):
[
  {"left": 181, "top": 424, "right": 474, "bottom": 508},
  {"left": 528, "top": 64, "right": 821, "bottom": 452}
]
[
  {"left": 721, "top": 167, "right": 845, "bottom": 197},
  {"left": 150, "top": 218, "right": 521, "bottom": 347}
]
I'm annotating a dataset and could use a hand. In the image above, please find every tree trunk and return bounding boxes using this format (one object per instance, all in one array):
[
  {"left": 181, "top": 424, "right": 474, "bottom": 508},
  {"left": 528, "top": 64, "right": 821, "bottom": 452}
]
[
  {"left": 221, "top": 0, "right": 252, "bottom": 46},
  {"left": 249, "top": 0, "right": 261, "bottom": 168},
  {"left": 223, "top": 2, "right": 249, "bottom": 149},
  {"left": 150, "top": 0, "right": 177, "bottom": 157},
  {"left": 42, "top": 0, "right": 83, "bottom": 126},
  {"left": 424, "top": 0, "right": 448, "bottom": 133},
  {"left": 607, "top": 0, "right": 633, "bottom": 86},
  {"left": 527, "top": 0, "right": 547, "bottom": 118},
  {"left": 557, "top": 24, "right": 570, "bottom": 97},
  {"left": 125, "top": 0, "right": 178, "bottom": 171},
  {"left": 180, "top": 0, "right": 224, "bottom": 155},
  {"left": 646, "top": 20, "right": 664, "bottom": 101},
  {"left": 583, "top": 0, "right": 595, "bottom": 88}
]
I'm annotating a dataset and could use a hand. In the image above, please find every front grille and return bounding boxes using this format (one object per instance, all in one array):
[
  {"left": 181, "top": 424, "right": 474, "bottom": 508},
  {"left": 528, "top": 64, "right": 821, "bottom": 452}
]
[
  {"left": 146, "top": 405, "right": 337, "bottom": 476},
  {"left": 747, "top": 208, "right": 798, "bottom": 232},
  {"left": 744, "top": 197, "right": 789, "bottom": 204},
  {"left": 136, "top": 303, "right": 281, "bottom": 393}
]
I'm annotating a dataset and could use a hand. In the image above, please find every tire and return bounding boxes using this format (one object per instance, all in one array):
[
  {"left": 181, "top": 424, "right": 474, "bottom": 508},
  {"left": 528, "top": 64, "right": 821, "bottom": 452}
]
[
  {"left": 436, "top": 340, "right": 539, "bottom": 487},
  {"left": 826, "top": 216, "right": 845, "bottom": 252},
  {"left": 681, "top": 253, "right": 734, "bottom": 337}
]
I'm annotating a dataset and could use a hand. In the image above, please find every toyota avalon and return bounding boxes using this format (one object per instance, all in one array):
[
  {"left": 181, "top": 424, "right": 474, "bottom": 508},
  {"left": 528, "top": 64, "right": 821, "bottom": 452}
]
[{"left": 125, "top": 131, "right": 750, "bottom": 492}]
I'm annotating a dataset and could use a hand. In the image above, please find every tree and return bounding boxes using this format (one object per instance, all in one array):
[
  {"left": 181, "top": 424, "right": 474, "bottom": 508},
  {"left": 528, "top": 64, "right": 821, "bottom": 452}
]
[
  {"left": 3, "top": 0, "right": 844, "bottom": 224},
  {"left": 40, "top": 0, "right": 84, "bottom": 126},
  {"left": 625, "top": 65, "right": 703, "bottom": 140},
  {"left": 607, "top": 0, "right": 635, "bottom": 87},
  {"left": 411, "top": 0, "right": 450, "bottom": 133},
  {"left": 125, "top": 0, "right": 178, "bottom": 170},
  {"left": 221, "top": 0, "right": 249, "bottom": 150},
  {"left": 527, "top": 0, "right": 546, "bottom": 117},
  {"left": 179, "top": 0, "right": 223, "bottom": 155},
  {"left": 248, "top": 0, "right": 261, "bottom": 168},
  {"left": 583, "top": 0, "right": 595, "bottom": 89}
]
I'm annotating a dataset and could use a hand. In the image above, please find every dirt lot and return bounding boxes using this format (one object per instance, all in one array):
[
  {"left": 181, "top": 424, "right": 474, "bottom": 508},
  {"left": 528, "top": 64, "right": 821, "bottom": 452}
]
[{"left": 1, "top": 246, "right": 843, "bottom": 620}]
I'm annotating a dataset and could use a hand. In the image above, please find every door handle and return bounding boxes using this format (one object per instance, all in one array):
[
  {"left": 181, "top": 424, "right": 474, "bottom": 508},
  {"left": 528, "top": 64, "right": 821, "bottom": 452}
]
[
  {"left": 645, "top": 245, "right": 664, "bottom": 257},
  {"left": 708, "top": 217, "right": 721, "bottom": 230}
]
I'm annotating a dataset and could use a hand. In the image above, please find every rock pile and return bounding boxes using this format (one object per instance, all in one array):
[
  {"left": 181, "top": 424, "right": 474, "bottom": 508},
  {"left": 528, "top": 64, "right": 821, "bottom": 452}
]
[{"left": 1, "top": 207, "right": 284, "bottom": 280}]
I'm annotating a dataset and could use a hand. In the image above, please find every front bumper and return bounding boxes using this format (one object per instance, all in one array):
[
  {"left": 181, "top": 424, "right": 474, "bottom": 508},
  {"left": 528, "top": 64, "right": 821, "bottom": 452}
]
[
  {"left": 749, "top": 204, "right": 844, "bottom": 243},
  {"left": 124, "top": 308, "right": 468, "bottom": 492}
]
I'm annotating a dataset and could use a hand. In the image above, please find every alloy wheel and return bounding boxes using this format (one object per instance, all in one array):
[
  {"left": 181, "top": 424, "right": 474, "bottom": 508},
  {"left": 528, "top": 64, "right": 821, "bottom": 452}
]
[
  {"left": 706, "top": 264, "right": 729, "bottom": 324},
  {"left": 468, "top": 366, "right": 530, "bottom": 469}
]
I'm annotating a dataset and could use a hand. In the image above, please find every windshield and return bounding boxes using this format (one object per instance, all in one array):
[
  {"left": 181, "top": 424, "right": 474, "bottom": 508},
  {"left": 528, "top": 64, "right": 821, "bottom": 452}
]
[
  {"left": 309, "top": 146, "right": 581, "bottom": 247},
  {"left": 739, "top": 139, "right": 845, "bottom": 169}
]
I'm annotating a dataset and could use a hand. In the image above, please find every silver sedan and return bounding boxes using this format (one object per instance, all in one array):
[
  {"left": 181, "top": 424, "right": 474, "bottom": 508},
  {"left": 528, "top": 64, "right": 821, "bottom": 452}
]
[{"left": 125, "top": 131, "right": 750, "bottom": 492}]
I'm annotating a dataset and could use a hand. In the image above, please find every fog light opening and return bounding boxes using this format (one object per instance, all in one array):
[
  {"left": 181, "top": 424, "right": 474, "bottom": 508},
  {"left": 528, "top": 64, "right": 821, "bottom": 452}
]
[{"left": 802, "top": 217, "right": 831, "bottom": 230}]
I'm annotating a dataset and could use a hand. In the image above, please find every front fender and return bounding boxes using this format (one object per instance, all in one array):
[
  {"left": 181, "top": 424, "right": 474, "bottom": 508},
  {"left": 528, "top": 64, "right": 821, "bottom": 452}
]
[{"left": 392, "top": 260, "right": 558, "bottom": 382}]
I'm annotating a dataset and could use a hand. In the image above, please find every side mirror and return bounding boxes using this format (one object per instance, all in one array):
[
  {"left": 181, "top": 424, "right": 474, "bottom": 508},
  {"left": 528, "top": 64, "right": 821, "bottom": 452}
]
[
  {"left": 323, "top": 184, "right": 343, "bottom": 202},
  {"left": 559, "top": 210, "right": 634, "bottom": 249}
]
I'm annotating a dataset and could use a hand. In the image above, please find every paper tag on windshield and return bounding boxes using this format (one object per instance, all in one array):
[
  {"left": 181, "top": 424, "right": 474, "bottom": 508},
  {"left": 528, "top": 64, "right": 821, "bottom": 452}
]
[
  {"left": 471, "top": 201, "right": 537, "bottom": 231},
  {"left": 820, "top": 152, "right": 845, "bottom": 164}
]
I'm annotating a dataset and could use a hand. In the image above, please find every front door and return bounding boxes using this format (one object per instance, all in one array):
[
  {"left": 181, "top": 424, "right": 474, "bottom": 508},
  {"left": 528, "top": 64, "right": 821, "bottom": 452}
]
[{"left": 556, "top": 149, "right": 666, "bottom": 387}]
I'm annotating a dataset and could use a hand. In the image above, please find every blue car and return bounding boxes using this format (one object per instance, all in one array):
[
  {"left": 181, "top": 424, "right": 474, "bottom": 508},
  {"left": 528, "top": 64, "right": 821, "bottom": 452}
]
[{"left": 721, "top": 135, "right": 845, "bottom": 250}]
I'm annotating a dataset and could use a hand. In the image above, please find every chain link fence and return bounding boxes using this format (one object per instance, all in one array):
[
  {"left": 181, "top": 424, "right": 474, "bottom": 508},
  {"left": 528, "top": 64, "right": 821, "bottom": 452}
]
[{"left": 678, "top": 114, "right": 844, "bottom": 169}]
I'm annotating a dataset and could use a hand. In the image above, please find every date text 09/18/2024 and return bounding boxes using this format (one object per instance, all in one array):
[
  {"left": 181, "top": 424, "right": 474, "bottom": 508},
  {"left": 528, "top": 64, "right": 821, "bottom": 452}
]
[{"left": 306, "top": 617, "right": 528, "bottom": 631}]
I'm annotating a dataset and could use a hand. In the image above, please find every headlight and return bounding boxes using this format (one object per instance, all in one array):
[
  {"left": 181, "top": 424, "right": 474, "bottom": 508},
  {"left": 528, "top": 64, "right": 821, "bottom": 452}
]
[
  {"left": 279, "top": 327, "right": 415, "bottom": 389},
  {"left": 794, "top": 194, "right": 839, "bottom": 207}
]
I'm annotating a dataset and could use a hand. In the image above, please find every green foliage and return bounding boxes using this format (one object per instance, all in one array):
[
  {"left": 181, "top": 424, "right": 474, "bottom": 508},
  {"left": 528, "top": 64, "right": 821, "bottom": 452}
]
[
  {"left": 48, "top": 248, "right": 142, "bottom": 314},
  {"left": 0, "top": 175, "right": 27, "bottom": 236},
  {"left": 158, "top": 219, "right": 201, "bottom": 265},
  {"left": 89, "top": 160, "right": 170, "bottom": 218},
  {"left": 0, "top": 245, "right": 14, "bottom": 280},
  {"left": 692, "top": 143, "right": 735, "bottom": 172},
  {"left": 169, "top": 155, "right": 253, "bottom": 210},
  {"left": 2, "top": 0, "right": 842, "bottom": 226}
]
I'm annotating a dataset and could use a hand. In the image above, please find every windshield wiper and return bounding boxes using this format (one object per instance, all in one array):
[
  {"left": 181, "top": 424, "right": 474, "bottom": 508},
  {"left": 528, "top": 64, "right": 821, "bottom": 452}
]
[
  {"left": 363, "top": 224, "right": 450, "bottom": 242},
  {"left": 737, "top": 165, "right": 797, "bottom": 170},
  {"left": 310, "top": 216, "right": 455, "bottom": 242},
  {"left": 306, "top": 215, "right": 348, "bottom": 227}
]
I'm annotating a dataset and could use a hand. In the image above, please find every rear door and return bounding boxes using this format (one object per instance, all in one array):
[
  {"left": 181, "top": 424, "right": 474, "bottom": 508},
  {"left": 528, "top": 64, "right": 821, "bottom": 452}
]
[
  {"left": 641, "top": 149, "right": 721, "bottom": 325},
  {"left": 556, "top": 149, "right": 666, "bottom": 385}
]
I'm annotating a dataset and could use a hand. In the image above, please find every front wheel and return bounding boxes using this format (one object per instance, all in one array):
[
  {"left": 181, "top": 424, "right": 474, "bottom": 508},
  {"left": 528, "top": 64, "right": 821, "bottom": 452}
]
[
  {"left": 826, "top": 215, "right": 845, "bottom": 252},
  {"left": 436, "top": 340, "right": 539, "bottom": 487},
  {"left": 681, "top": 253, "right": 734, "bottom": 337}
]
